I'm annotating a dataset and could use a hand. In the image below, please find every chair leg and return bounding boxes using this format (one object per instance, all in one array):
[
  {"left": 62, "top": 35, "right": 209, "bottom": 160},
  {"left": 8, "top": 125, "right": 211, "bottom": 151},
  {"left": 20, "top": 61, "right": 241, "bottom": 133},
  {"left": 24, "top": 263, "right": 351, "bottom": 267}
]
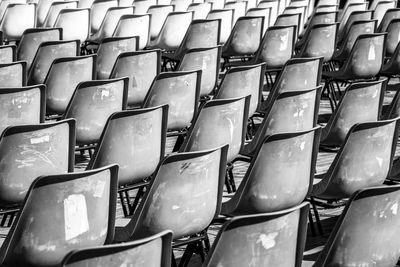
[
  {"left": 228, "top": 165, "right": 236, "bottom": 192},
  {"left": 178, "top": 243, "right": 195, "bottom": 267},
  {"left": 118, "top": 191, "right": 129, "bottom": 217},
  {"left": 311, "top": 200, "right": 324, "bottom": 235},
  {"left": 172, "top": 252, "right": 178, "bottom": 267},
  {"left": 308, "top": 210, "right": 317, "bottom": 237},
  {"left": 172, "top": 134, "right": 185, "bottom": 152},
  {"left": 128, "top": 186, "right": 146, "bottom": 215},
  {"left": 225, "top": 171, "right": 232, "bottom": 194}
]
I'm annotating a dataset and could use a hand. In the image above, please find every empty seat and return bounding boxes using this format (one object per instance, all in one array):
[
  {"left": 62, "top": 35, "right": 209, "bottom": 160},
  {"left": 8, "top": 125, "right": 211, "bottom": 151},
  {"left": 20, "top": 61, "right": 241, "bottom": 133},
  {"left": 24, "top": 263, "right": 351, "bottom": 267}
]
[
  {"left": 179, "top": 96, "right": 250, "bottom": 165},
  {"left": 112, "top": 14, "right": 151, "bottom": 50},
  {"left": 63, "top": 77, "right": 128, "bottom": 146},
  {"left": 204, "top": 203, "right": 309, "bottom": 267},
  {"left": 147, "top": 11, "right": 193, "bottom": 52},
  {"left": 0, "top": 165, "right": 118, "bottom": 267},
  {"left": 222, "top": 16, "right": 264, "bottom": 61},
  {"left": 109, "top": 49, "right": 161, "bottom": 108},
  {"left": 45, "top": 55, "right": 96, "bottom": 116},
  {"left": 0, "top": 44, "right": 15, "bottom": 64},
  {"left": 28, "top": 39, "right": 79, "bottom": 85},
  {"left": 312, "top": 118, "right": 399, "bottom": 199},
  {"left": 312, "top": 185, "right": 400, "bottom": 266},
  {"left": 0, "top": 4, "right": 35, "bottom": 41},
  {"left": 89, "top": 0, "right": 118, "bottom": 34},
  {"left": 321, "top": 79, "right": 385, "bottom": 147},
  {"left": 246, "top": 7, "right": 272, "bottom": 33},
  {"left": 96, "top": 36, "right": 138, "bottom": 80},
  {"left": 377, "top": 7, "right": 400, "bottom": 32},
  {"left": 206, "top": 9, "right": 234, "bottom": 44},
  {"left": 87, "top": 6, "right": 134, "bottom": 43},
  {"left": 147, "top": 5, "right": 174, "bottom": 41},
  {"left": 131, "top": 0, "right": 154, "bottom": 14},
  {"left": 258, "top": 0, "right": 280, "bottom": 25},
  {"left": 224, "top": 1, "right": 247, "bottom": 24},
  {"left": 0, "top": 61, "right": 27, "bottom": 87},
  {"left": 382, "top": 18, "right": 400, "bottom": 57},
  {"left": 0, "top": 85, "right": 45, "bottom": 134},
  {"left": 87, "top": 105, "right": 168, "bottom": 216},
  {"left": 42, "top": 1, "right": 78, "bottom": 27},
  {"left": 187, "top": 2, "right": 212, "bottom": 19},
  {"left": 337, "top": 10, "right": 373, "bottom": 45},
  {"left": 16, "top": 28, "right": 62, "bottom": 71},
  {"left": 244, "top": 87, "right": 321, "bottom": 156},
  {"left": 215, "top": 63, "right": 266, "bottom": 116},
  {"left": 177, "top": 46, "right": 222, "bottom": 97},
  {"left": 0, "top": 119, "right": 75, "bottom": 207},
  {"left": 53, "top": 8, "right": 90, "bottom": 43},
  {"left": 61, "top": 230, "right": 172, "bottom": 266},
  {"left": 143, "top": 70, "right": 201, "bottom": 131},
  {"left": 223, "top": 128, "right": 320, "bottom": 215}
]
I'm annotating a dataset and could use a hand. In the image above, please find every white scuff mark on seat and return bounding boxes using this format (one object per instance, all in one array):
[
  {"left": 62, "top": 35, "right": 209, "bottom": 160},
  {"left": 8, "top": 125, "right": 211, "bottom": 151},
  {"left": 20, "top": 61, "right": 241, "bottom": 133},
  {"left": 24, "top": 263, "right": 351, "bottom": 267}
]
[
  {"left": 391, "top": 203, "right": 398, "bottom": 215},
  {"left": 93, "top": 180, "right": 106, "bottom": 198},
  {"left": 376, "top": 157, "right": 383, "bottom": 167},
  {"left": 172, "top": 205, "right": 180, "bottom": 210},
  {"left": 64, "top": 194, "right": 89, "bottom": 241},
  {"left": 368, "top": 43, "right": 375, "bottom": 61},
  {"left": 30, "top": 135, "right": 50, "bottom": 144},
  {"left": 300, "top": 141, "right": 305, "bottom": 151},
  {"left": 256, "top": 232, "right": 278, "bottom": 250}
]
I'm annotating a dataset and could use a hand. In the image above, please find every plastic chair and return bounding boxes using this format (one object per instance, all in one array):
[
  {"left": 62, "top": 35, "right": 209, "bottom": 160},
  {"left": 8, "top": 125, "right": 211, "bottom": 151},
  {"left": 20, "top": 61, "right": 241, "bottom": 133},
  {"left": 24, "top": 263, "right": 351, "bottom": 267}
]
[
  {"left": 337, "top": 10, "right": 372, "bottom": 45},
  {"left": 311, "top": 118, "right": 399, "bottom": 199},
  {"left": 78, "top": 0, "right": 96, "bottom": 8},
  {"left": 63, "top": 77, "right": 128, "bottom": 146},
  {"left": 249, "top": 25, "right": 296, "bottom": 73},
  {"left": 44, "top": 55, "right": 96, "bottom": 116},
  {"left": 61, "top": 230, "right": 172, "bottom": 267},
  {"left": 143, "top": 70, "right": 201, "bottom": 131},
  {"left": 0, "top": 61, "right": 27, "bottom": 87},
  {"left": 0, "top": 165, "right": 118, "bottom": 267},
  {"left": 323, "top": 33, "right": 386, "bottom": 110},
  {"left": 222, "top": 16, "right": 264, "bottom": 61},
  {"left": 53, "top": 8, "right": 90, "bottom": 43},
  {"left": 321, "top": 79, "right": 386, "bottom": 147},
  {"left": 96, "top": 36, "right": 138, "bottom": 80},
  {"left": 87, "top": 6, "right": 134, "bottom": 43},
  {"left": 296, "top": 11, "right": 338, "bottom": 49},
  {"left": 147, "top": 5, "right": 174, "bottom": 41},
  {"left": 382, "top": 18, "right": 400, "bottom": 57},
  {"left": 87, "top": 105, "right": 167, "bottom": 216},
  {"left": 338, "top": 2, "right": 368, "bottom": 34},
  {"left": 246, "top": 7, "right": 271, "bottom": 33},
  {"left": 258, "top": 0, "right": 280, "bottom": 25},
  {"left": 274, "top": 13, "right": 301, "bottom": 39},
  {"left": 0, "top": 85, "right": 45, "bottom": 134},
  {"left": 36, "top": 0, "right": 58, "bottom": 26},
  {"left": 0, "top": 44, "right": 15, "bottom": 64},
  {"left": 0, "top": 4, "right": 36, "bottom": 41},
  {"left": 131, "top": 0, "right": 154, "bottom": 14},
  {"left": 314, "top": 4, "right": 338, "bottom": 13},
  {"left": 109, "top": 49, "right": 161, "bottom": 108},
  {"left": 16, "top": 28, "right": 62, "bottom": 71},
  {"left": 42, "top": 1, "right": 78, "bottom": 27},
  {"left": 224, "top": 128, "right": 320, "bottom": 215},
  {"left": 262, "top": 56, "right": 323, "bottom": 107},
  {"left": 381, "top": 39, "right": 400, "bottom": 78},
  {"left": 296, "top": 23, "right": 338, "bottom": 63},
  {"left": 206, "top": 9, "right": 234, "bottom": 44},
  {"left": 171, "top": 0, "right": 192, "bottom": 11},
  {"left": 147, "top": 11, "right": 193, "bottom": 52},
  {"left": 27, "top": 39, "right": 79, "bottom": 85},
  {"left": 113, "top": 14, "right": 151, "bottom": 49},
  {"left": 224, "top": 1, "right": 247, "bottom": 24},
  {"left": 373, "top": 0, "right": 396, "bottom": 25},
  {"left": 283, "top": 5, "right": 307, "bottom": 32},
  {"left": 163, "top": 19, "right": 221, "bottom": 65},
  {"left": 205, "top": 0, "right": 224, "bottom": 9},
  {"left": 0, "top": 0, "right": 26, "bottom": 22},
  {"left": 332, "top": 19, "right": 377, "bottom": 62},
  {"left": 179, "top": 96, "right": 250, "bottom": 165},
  {"left": 313, "top": 185, "right": 400, "bottom": 266},
  {"left": 177, "top": 46, "right": 222, "bottom": 97},
  {"left": 215, "top": 63, "right": 266, "bottom": 117},
  {"left": 114, "top": 145, "right": 228, "bottom": 267},
  {"left": 204, "top": 203, "right": 309, "bottom": 267},
  {"left": 89, "top": 0, "right": 118, "bottom": 34},
  {"left": 244, "top": 87, "right": 321, "bottom": 157},
  {"left": 0, "top": 119, "right": 75, "bottom": 207},
  {"left": 187, "top": 2, "right": 212, "bottom": 19},
  {"left": 377, "top": 7, "right": 400, "bottom": 32}
]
